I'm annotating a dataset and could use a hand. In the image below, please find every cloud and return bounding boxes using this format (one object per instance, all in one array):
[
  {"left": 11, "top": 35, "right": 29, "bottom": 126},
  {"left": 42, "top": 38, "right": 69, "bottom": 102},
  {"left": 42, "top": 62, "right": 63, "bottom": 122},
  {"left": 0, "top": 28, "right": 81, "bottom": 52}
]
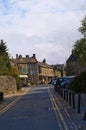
[{"left": 0, "top": 0, "right": 86, "bottom": 64}]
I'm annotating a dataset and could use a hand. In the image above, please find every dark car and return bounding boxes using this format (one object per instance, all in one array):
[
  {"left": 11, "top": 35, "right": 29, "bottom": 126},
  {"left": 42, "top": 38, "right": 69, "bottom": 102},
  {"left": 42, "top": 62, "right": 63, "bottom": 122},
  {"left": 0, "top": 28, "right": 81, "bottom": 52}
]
[
  {"left": 54, "top": 77, "right": 64, "bottom": 90},
  {"left": 51, "top": 78, "right": 58, "bottom": 86},
  {"left": 60, "top": 76, "right": 75, "bottom": 88},
  {"left": 54, "top": 76, "right": 75, "bottom": 90}
]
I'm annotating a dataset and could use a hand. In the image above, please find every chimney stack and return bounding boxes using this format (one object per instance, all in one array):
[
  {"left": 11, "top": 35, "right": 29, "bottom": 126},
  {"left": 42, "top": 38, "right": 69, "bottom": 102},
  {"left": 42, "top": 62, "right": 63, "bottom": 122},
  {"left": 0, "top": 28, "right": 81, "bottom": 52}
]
[
  {"left": 16, "top": 54, "right": 18, "bottom": 59},
  {"left": 43, "top": 58, "right": 46, "bottom": 63},
  {"left": 19, "top": 55, "right": 22, "bottom": 59},
  {"left": 33, "top": 54, "right": 36, "bottom": 59},
  {"left": 26, "top": 55, "right": 29, "bottom": 58}
]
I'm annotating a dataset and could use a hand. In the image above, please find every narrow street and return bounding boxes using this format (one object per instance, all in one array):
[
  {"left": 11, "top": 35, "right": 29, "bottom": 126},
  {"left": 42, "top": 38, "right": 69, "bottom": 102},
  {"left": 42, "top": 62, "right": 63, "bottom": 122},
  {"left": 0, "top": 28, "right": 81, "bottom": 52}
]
[{"left": 0, "top": 85, "right": 77, "bottom": 130}]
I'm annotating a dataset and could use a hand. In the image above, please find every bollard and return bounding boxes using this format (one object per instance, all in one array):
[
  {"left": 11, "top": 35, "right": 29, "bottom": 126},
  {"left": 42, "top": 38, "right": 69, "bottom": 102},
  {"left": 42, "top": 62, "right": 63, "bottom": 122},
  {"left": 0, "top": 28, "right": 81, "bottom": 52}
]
[
  {"left": 61, "top": 89, "right": 63, "bottom": 98},
  {"left": 72, "top": 93, "right": 75, "bottom": 109},
  {"left": 66, "top": 90, "right": 68, "bottom": 102},
  {"left": 64, "top": 90, "right": 66, "bottom": 100},
  {"left": 77, "top": 94, "right": 81, "bottom": 113},
  {"left": 83, "top": 110, "right": 86, "bottom": 120},
  {"left": 69, "top": 91, "right": 71, "bottom": 106},
  {"left": 0, "top": 92, "right": 3, "bottom": 101},
  {"left": 60, "top": 89, "right": 63, "bottom": 97}
]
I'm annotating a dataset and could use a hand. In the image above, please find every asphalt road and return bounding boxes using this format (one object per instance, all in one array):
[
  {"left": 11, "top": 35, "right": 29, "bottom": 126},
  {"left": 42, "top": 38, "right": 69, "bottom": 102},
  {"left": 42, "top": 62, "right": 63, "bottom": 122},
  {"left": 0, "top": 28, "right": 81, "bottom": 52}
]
[{"left": 0, "top": 85, "right": 76, "bottom": 130}]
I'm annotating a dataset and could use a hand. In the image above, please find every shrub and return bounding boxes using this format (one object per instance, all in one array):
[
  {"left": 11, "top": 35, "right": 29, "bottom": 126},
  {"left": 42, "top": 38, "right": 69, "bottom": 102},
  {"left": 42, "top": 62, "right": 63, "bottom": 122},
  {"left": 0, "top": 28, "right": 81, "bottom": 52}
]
[{"left": 68, "top": 72, "right": 86, "bottom": 93}]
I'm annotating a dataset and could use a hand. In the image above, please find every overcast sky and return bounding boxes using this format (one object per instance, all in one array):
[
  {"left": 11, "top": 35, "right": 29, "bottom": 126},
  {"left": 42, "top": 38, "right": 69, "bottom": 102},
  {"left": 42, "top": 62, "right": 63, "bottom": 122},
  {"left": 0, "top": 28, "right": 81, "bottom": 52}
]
[{"left": 0, "top": 0, "right": 86, "bottom": 64}]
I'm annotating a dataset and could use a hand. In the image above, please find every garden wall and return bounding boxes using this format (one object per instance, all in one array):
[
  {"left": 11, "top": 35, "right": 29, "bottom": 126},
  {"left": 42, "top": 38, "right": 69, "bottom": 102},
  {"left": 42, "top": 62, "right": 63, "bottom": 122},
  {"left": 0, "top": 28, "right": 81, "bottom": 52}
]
[{"left": 0, "top": 76, "right": 17, "bottom": 95}]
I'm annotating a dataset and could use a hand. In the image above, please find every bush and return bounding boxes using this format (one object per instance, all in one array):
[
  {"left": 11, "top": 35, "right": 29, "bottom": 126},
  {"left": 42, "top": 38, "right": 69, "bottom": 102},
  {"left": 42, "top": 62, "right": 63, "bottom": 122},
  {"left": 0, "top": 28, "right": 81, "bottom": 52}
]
[
  {"left": 68, "top": 72, "right": 86, "bottom": 93},
  {"left": 9, "top": 66, "right": 20, "bottom": 90}
]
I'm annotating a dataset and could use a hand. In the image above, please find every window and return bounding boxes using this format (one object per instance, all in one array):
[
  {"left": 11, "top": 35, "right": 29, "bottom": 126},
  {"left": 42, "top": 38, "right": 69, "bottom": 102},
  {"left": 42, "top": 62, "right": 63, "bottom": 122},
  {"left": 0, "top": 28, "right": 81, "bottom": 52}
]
[{"left": 30, "top": 70, "right": 35, "bottom": 75}]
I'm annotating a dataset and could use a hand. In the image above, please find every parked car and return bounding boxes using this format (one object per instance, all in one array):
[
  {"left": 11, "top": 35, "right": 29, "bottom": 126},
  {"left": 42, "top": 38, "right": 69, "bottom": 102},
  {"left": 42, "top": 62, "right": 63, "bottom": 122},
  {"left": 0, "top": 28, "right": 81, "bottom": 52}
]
[
  {"left": 54, "top": 77, "right": 64, "bottom": 90},
  {"left": 54, "top": 76, "right": 75, "bottom": 90},
  {"left": 60, "top": 76, "right": 75, "bottom": 88},
  {"left": 51, "top": 78, "right": 58, "bottom": 86}
]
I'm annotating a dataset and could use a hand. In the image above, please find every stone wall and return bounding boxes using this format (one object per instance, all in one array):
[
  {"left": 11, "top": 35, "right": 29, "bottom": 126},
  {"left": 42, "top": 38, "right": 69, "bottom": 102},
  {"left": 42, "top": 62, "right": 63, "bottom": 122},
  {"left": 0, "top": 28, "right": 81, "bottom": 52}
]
[{"left": 0, "top": 76, "right": 17, "bottom": 95}]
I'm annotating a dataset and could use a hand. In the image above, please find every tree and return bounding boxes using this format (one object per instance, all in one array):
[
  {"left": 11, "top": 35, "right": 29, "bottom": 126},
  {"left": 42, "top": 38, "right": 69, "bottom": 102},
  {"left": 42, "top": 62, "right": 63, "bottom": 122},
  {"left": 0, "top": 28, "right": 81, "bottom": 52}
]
[
  {"left": 68, "top": 72, "right": 86, "bottom": 93},
  {"left": 78, "top": 15, "right": 86, "bottom": 38},
  {"left": 72, "top": 38, "right": 86, "bottom": 65},
  {"left": 0, "top": 40, "right": 11, "bottom": 75},
  {"left": 9, "top": 66, "right": 19, "bottom": 79},
  {"left": 72, "top": 15, "right": 86, "bottom": 65},
  {"left": 0, "top": 40, "right": 8, "bottom": 54}
]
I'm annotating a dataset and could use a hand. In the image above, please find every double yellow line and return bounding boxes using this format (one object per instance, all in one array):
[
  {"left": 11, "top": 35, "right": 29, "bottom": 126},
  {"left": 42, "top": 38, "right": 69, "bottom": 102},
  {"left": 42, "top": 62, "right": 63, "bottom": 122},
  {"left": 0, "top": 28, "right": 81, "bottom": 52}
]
[
  {"left": 0, "top": 88, "right": 30, "bottom": 114},
  {"left": 48, "top": 86, "right": 69, "bottom": 130},
  {"left": 0, "top": 96, "right": 21, "bottom": 114}
]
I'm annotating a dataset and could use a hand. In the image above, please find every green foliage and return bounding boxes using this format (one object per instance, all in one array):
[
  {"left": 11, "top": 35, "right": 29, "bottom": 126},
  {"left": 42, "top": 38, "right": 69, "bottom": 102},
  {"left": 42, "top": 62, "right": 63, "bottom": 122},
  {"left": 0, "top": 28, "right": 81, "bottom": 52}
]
[
  {"left": 72, "top": 38, "right": 86, "bottom": 65},
  {"left": 9, "top": 66, "right": 20, "bottom": 90},
  {"left": 72, "top": 15, "right": 86, "bottom": 65},
  {"left": 79, "top": 15, "right": 86, "bottom": 38},
  {"left": 9, "top": 66, "right": 19, "bottom": 78},
  {"left": 0, "top": 40, "right": 8, "bottom": 54},
  {"left": 0, "top": 40, "right": 11, "bottom": 75},
  {"left": 0, "top": 39, "right": 20, "bottom": 90},
  {"left": 68, "top": 72, "right": 86, "bottom": 93}
]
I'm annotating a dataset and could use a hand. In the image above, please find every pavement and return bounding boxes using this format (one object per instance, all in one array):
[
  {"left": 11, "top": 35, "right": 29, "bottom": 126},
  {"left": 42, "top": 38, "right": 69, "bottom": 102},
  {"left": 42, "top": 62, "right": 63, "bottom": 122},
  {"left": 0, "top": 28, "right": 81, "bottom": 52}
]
[
  {"left": 0, "top": 85, "right": 86, "bottom": 130},
  {"left": 53, "top": 90, "right": 86, "bottom": 130}
]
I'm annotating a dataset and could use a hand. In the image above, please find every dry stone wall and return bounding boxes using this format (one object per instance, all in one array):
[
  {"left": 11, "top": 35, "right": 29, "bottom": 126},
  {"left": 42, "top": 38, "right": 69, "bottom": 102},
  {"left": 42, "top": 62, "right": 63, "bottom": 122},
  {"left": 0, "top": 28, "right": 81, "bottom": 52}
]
[{"left": 0, "top": 76, "right": 17, "bottom": 95}]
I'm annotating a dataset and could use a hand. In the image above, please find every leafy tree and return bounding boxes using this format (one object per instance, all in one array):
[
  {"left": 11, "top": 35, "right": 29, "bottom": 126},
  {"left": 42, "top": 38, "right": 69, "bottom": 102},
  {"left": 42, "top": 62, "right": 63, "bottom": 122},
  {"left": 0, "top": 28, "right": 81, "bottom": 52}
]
[
  {"left": 69, "top": 16, "right": 86, "bottom": 93},
  {"left": 72, "top": 38, "right": 86, "bottom": 65},
  {"left": 78, "top": 15, "right": 86, "bottom": 38},
  {"left": 0, "top": 40, "right": 20, "bottom": 90},
  {"left": 0, "top": 40, "right": 8, "bottom": 54},
  {"left": 0, "top": 40, "right": 11, "bottom": 75},
  {"left": 72, "top": 15, "right": 86, "bottom": 65}
]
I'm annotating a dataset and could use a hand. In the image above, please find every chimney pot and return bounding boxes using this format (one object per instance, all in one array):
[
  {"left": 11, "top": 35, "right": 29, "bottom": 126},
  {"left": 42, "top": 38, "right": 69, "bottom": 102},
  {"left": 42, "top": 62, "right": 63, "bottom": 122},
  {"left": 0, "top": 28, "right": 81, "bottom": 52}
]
[
  {"left": 33, "top": 54, "right": 36, "bottom": 59},
  {"left": 19, "top": 55, "right": 22, "bottom": 59},
  {"left": 43, "top": 58, "right": 46, "bottom": 63},
  {"left": 26, "top": 55, "right": 29, "bottom": 58},
  {"left": 16, "top": 54, "right": 18, "bottom": 59}
]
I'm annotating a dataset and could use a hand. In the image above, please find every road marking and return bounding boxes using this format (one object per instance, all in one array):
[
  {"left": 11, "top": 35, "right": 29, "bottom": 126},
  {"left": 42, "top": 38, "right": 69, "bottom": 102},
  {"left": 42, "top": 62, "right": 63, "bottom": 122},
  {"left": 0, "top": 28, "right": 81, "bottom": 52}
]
[
  {"left": 0, "top": 88, "right": 30, "bottom": 114},
  {"left": 49, "top": 93, "right": 63, "bottom": 130},
  {"left": 53, "top": 91, "right": 78, "bottom": 130},
  {"left": 0, "top": 96, "right": 21, "bottom": 114},
  {"left": 48, "top": 86, "right": 69, "bottom": 130}
]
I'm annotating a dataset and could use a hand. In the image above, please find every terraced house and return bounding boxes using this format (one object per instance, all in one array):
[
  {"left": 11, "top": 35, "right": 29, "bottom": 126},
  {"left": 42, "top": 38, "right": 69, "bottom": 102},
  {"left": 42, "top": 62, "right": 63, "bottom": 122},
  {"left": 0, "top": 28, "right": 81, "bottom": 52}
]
[
  {"left": 10, "top": 54, "right": 54, "bottom": 85},
  {"left": 38, "top": 59, "right": 54, "bottom": 84}
]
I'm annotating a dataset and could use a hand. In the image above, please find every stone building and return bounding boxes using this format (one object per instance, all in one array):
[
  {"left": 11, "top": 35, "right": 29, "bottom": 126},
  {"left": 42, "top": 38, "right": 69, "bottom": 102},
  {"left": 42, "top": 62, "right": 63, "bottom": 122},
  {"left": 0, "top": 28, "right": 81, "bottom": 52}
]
[
  {"left": 11, "top": 54, "right": 38, "bottom": 85},
  {"left": 66, "top": 53, "right": 86, "bottom": 76},
  {"left": 52, "top": 64, "right": 66, "bottom": 77},
  {"left": 38, "top": 59, "right": 54, "bottom": 84},
  {"left": 11, "top": 54, "right": 54, "bottom": 85}
]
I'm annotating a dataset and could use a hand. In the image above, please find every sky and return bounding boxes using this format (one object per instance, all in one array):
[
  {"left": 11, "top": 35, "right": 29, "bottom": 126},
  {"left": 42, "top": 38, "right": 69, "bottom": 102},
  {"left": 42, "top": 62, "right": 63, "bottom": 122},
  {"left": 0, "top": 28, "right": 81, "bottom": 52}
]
[{"left": 0, "top": 0, "right": 86, "bottom": 65}]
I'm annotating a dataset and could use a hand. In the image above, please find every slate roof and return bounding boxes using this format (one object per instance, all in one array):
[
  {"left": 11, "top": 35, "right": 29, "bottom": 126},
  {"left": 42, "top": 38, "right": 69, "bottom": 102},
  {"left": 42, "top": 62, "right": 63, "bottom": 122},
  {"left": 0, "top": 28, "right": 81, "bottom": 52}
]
[
  {"left": 11, "top": 57, "right": 37, "bottom": 64},
  {"left": 66, "top": 54, "right": 77, "bottom": 62}
]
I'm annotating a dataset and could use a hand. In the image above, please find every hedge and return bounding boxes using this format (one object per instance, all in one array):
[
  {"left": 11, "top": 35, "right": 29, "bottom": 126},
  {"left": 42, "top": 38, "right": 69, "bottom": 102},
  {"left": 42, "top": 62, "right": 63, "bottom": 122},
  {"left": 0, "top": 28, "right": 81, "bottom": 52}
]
[{"left": 68, "top": 72, "right": 86, "bottom": 93}]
